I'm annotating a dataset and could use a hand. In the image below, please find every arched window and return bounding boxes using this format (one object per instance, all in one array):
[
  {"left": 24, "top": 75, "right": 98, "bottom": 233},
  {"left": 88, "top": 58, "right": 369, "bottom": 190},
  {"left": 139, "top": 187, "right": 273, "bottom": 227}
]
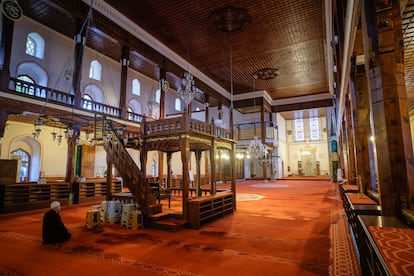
[
  {"left": 16, "top": 62, "right": 48, "bottom": 87},
  {"left": 83, "top": 84, "right": 103, "bottom": 112},
  {"left": 83, "top": 94, "right": 93, "bottom": 110},
  {"left": 127, "top": 99, "right": 143, "bottom": 122},
  {"left": 26, "top": 37, "right": 35, "bottom": 56},
  {"left": 155, "top": 89, "right": 161, "bottom": 104},
  {"left": 25, "top": 32, "right": 45, "bottom": 59},
  {"left": 175, "top": 98, "right": 181, "bottom": 111},
  {"left": 16, "top": 75, "right": 35, "bottom": 95},
  {"left": 11, "top": 149, "right": 30, "bottom": 182},
  {"left": 294, "top": 118, "right": 305, "bottom": 142},
  {"left": 309, "top": 117, "right": 320, "bottom": 141},
  {"left": 89, "top": 60, "right": 102, "bottom": 81},
  {"left": 132, "top": 79, "right": 140, "bottom": 96}
]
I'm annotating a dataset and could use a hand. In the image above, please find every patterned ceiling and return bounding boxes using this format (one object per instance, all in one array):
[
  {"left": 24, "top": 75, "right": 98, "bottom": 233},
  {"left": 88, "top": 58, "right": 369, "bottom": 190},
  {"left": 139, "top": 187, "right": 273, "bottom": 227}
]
[{"left": 14, "top": 0, "right": 414, "bottom": 119}]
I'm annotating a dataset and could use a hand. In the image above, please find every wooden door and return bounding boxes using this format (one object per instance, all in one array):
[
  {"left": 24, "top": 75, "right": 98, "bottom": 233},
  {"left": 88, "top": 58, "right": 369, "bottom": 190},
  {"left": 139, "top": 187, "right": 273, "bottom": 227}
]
[{"left": 81, "top": 145, "right": 96, "bottom": 178}]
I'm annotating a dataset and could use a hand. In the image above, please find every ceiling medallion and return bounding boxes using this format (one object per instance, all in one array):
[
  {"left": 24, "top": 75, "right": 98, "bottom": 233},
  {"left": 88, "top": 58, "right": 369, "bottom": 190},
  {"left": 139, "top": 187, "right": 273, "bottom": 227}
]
[
  {"left": 208, "top": 6, "right": 251, "bottom": 32},
  {"left": 253, "top": 68, "right": 280, "bottom": 80}
]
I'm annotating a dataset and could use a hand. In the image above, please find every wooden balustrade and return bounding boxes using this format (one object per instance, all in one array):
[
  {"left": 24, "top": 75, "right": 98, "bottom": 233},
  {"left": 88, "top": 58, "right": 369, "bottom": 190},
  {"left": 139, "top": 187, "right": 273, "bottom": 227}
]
[
  {"left": 9, "top": 77, "right": 74, "bottom": 105},
  {"left": 8, "top": 77, "right": 121, "bottom": 118},
  {"left": 144, "top": 116, "right": 232, "bottom": 139}
]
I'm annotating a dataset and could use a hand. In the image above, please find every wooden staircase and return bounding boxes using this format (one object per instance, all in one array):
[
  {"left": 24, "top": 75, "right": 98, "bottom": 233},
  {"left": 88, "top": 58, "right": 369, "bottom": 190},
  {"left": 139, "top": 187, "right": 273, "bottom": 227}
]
[{"left": 98, "top": 118, "right": 155, "bottom": 216}]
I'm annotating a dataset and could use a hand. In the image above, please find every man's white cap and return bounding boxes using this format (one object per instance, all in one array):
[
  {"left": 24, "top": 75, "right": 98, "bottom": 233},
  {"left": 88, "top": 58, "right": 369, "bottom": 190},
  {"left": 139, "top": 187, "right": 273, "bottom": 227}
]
[{"left": 50, "top": 201, "right": 61, "bottom": 209}]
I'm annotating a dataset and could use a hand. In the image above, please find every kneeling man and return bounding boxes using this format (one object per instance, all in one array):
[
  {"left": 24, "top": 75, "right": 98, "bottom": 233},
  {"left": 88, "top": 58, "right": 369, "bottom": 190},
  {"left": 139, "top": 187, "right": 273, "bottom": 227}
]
[{"left": 42, "top": 201, "right": 71, "bottom": 244}]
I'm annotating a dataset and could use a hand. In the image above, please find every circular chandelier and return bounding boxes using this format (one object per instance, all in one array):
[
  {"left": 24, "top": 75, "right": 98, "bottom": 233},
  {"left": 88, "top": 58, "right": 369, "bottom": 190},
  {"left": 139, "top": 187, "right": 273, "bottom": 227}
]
[{"left": 248, "top": 136, "right": 268, "bottom": 159}]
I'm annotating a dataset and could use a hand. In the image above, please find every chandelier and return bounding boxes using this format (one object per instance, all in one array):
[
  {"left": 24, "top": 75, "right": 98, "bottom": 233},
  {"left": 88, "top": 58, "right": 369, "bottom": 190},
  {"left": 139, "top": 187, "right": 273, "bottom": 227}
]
[
  {"left": 178, "top": 71, "right": 196, "bottom": 105},
  {"left": 248, "top": 136, "right": 268, "bottom": 159}
]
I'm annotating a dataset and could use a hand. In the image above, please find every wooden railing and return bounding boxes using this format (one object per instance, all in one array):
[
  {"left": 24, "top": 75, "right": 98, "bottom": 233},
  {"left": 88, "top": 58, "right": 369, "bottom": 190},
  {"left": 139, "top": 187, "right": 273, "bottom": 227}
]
[
  {"left": 145, "top": 116, "right": 232, "bottom": 139},
  {"left": 9, "top": 77, "right": 74, "bottom": 105},
  {"left": 80, "top": 98, "right": 121, "bottom": 118},
  {"left": 235, "top": 121, "right": 278, "bottom": 143},
  {"left": 8, "top": 77, "right": 121, "bottom": 119},
  {"left": 101, "top": 118, "right": 152, "bottom": 215},
  {"left": 6, "top": 78, "right": 233, "bottom": 140}
]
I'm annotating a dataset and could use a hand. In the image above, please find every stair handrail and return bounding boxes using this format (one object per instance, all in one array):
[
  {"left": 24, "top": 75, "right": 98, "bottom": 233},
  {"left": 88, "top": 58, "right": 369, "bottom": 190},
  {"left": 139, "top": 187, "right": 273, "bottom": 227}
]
[{"left": 100, "top": 118, "right": 151, "bottom": 215}]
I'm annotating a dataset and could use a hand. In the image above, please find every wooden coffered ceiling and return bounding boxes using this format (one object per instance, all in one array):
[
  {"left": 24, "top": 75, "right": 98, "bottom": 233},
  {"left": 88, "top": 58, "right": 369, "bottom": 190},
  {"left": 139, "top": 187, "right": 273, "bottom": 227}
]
[{"left": 14, "top": 0, "right": 414, "bottom": 120}]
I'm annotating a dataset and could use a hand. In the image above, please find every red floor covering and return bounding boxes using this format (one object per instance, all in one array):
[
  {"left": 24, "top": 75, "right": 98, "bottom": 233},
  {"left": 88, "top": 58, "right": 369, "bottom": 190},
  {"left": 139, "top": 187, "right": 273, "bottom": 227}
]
[{"left": 0, "top": 178, "right": 357, "bottom": 276}]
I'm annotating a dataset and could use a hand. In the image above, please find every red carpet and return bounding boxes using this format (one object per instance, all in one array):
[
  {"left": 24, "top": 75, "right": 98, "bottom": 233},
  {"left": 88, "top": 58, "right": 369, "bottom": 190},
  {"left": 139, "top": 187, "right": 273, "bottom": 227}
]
[
  {"left": 369, "top": 226, "right": 414, "bottom": 275},
  {"left": 0, "top": 179, "right": 357, "bottom": 275}
]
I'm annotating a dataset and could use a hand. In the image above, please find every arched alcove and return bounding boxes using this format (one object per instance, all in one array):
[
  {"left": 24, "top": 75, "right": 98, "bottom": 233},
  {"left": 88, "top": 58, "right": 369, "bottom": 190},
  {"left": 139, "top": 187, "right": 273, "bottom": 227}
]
[
  {"left": 16, "top": 61, "right": 48, "bottom": 86},
  {"left": 9, "top": 136, "right": 42, "bottom": 182}
]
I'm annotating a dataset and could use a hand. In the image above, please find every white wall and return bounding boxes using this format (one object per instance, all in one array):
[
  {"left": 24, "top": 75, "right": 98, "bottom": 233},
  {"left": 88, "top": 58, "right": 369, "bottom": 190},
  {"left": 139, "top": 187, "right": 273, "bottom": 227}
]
[
  {"left": 1, "top": 121, "right": 68, "bottom": 180},
  {"left": 285, "top": 117, "right": 330, "bottom": 176},
  {"left": 276, "top": 113, "right": 287, "bottom": 178}
]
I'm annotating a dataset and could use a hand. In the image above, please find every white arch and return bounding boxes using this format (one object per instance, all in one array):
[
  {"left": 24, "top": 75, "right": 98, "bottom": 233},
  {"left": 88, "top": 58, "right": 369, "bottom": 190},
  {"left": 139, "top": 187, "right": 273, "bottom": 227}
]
[
  {"left": 16, "top": 61, "right": 48, "bottom": 87},
  {"left": 128, "top": 98, "right": 142, "bottom": 114},
  {"left": 84, "top": 84, "right": 104, "bottom": 103}
]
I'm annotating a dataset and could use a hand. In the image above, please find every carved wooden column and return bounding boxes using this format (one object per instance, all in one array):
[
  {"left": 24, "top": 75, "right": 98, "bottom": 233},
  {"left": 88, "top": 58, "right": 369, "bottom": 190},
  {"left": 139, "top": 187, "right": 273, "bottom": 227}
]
[
  {"left": 195, "top": 149, "right": 202, "bottom": 197},
  {"left": 156, "top": 68, "right": 167, "bottom": 185},
  {"left": 119, "top": 45, "right": 129, "bottom": 119},
  {"left": 72, "top": 19, "right": 87, "bottom": 109},
  {"left": 231, "top": 142, "right": 236, "bottom": 210},
  {"left": 362, "top": 1, "right": 414, "bottom": 214},
  {"left": 0, "top": 109, "right": 8, "bottom": 138},
  {"left": 210, "top": 142, "right": 216, "bottom": 195},
  {"left": 0, "top": 15, "right": 13, "bottom": 91},
  {"left": 204, "top": 95, "right": 209, "bottom": 123},
  {"left": 181, "top": 136, "right": 190, "bottom": 218},
  {"left": 140, "top": 118, "right": 147, "bottom": 178},
  {"left": 66, "top": 130, "right": 78, "bottom": 204},
  {"left": 159, "top": 65, "right": 166, "bottom": 119},
  {"left": 338, "top": 120, "right": 348, "bottom": 178},
  {"left": 261, "top": 102, "right": 267, "bottom": 180},
  {"left": 204, "top": 100, "right": 211, "bottom": 183},
  {"left": 166, "top": 152, "right": 172, "bottom": 188},
  {"left": 106, "top": 158, "right": 113, "bottom": 200},
  {"left": 345, "top": 96, "right": 356, "bottom": 182},
  {"left": 351, "top": 62, "right": 373, "bottom": 191},
  {"left": 65, "top": 132, "right": 78, "bottom": 183}
]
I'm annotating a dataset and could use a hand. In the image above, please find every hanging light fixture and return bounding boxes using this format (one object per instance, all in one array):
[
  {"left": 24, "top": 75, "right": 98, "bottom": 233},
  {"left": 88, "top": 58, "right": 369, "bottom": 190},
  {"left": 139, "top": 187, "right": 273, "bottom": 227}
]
[
  {"left": 178, "top": 71, "right": 196, "bottom": 105},
  {"left": 248, "top": 136, "right": 268, "bottom": 159},
  {"left": 32, "top": 118, "right": 43, "bottom": 139},
  {"left": 51, "top": 131, "right": 57, "bottom": 141},
  {"left": 56, "top": 128, "right": 63, "bottom": 145},
  {"left": 247, "top": 74, "right": 268, "bottom": 159}
]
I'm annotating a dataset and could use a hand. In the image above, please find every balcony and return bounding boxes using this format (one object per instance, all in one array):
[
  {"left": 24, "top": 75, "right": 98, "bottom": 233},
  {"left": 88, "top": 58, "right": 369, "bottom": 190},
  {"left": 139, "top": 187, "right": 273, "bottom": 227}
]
[{"left": 235, "top": 121, "right": 278, "bottom": 146}]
